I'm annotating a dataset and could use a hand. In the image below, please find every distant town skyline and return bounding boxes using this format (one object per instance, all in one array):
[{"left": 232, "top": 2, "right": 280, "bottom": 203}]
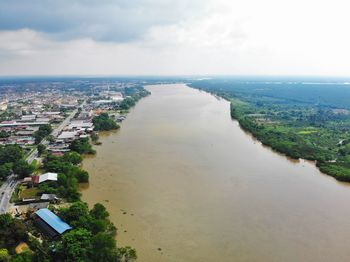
[{"left": 1, "top": 0, "right": 350, "bottom": 76}]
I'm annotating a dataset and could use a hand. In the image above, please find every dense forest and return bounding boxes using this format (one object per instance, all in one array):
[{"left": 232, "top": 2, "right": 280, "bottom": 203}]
[{"left": 189, "top": 78, "right": 350, "bottom": 182}]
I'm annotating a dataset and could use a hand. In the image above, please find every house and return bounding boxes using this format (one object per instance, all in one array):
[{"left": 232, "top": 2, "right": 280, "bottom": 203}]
[
  {"left": 77, "top": 110, "right": 92, "bottom": 119},
  {"left": 93, "top": 99, "right": 113, "bottom": 105},
  {"left": 41, "top": 111, "right": 61, "bottom": 116},
  {"left": 34, "top": 208, "right": 72, "bottom": 238},
  {"left": 36, "top": 118, "right": 50, "bottom": 123},
  {"left": 20, "top": 115, "right": 36, "bottom": 122},
  {"left": 40, "top": 194, "right": 59, "bottom": 203},
  {"left": 57, "top": 131, "right": 79, "bottom": 142},
  {"left": 16, "top": 130, "right": 36, "bottom": 136},
  {"left": 67, "top": 120, "right": 94, "bottom": 130},
  {"left": 32, "top": 173, "right": 58, "bottom": 184},
  {"left": 0, "top": 121, "right": 50, "bottom": 127},
  {"left": 60, "top": 104, "right": 77, "bottom": 109},
  {"left": 51, "top": 152, "right": 64, "bottom": 157},
  {"left": 13, "top": 136, "right": 36, "bottom": 145},
  {"left": 22, "top": 177, "right": 33, "bottom": 184}
]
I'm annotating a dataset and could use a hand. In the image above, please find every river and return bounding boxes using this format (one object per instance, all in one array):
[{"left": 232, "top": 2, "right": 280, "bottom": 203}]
[{"left": 81, "top": 84, "right": 350, "bottom": 262}]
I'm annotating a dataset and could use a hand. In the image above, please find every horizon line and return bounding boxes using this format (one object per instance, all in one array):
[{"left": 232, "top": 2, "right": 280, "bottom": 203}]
[{"left": 1, "top": 74, "right": 350, "bottom": 79}]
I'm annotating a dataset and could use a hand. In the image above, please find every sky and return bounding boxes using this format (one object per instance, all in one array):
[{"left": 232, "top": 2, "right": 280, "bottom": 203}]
[{"left": 0, "top": 0, "right": 350, "bottom": 76}]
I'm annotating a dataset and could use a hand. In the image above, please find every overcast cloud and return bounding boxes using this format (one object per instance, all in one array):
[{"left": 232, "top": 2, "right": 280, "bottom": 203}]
[
  {"left": 1, "top": 0, "right": 350, "bottom": 76},
  {"left": 0, "top": 0, "right": 204, "bottom": 41}
]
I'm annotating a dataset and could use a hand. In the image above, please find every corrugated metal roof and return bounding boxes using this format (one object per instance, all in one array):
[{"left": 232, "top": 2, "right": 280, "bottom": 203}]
[
  {"left": 35, "top": 208, "right": 72, "bottom": 234},
  {"left": 39, "top": 173, "right": 58, "bottom": 183}
]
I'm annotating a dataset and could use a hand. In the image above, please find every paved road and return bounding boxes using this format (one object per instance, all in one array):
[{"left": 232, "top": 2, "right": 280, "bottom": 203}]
[
  {"left": 26, "top": 106, "right": 80, "bottom": 164},
  {"left": 0, "top": 105, "right": 83, "bottom": 214},
  {"left": 0, "top": 175, "right": 18, "bottom": 214}
]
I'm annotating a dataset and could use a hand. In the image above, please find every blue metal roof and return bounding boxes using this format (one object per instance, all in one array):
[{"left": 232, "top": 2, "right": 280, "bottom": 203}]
[{"left": 35, "top": 208, "right": 72, "bottom": 234}]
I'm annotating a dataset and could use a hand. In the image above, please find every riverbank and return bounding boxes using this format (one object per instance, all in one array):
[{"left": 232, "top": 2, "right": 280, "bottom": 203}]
[
  {"left": 189, "top": 79, "right": 350, "bottom": 183},
  {"left": 230, "top": 99, "right": 350, "bottom": 182}
]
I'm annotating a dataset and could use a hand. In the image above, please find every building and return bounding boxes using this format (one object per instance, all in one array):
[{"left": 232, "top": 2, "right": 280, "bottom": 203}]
[
  {"left": 34, "top": 208, "right": 72, "bottom": 238},
  {"left": 67, "top": 120, "right": 94, "bottom": 130},
  {"left": 77, "top": 110, "right": 92, "bottom": 119},
  {"left": 41, "top": 111, "right": 61, "bottom": 116},
  {"left": 93, "top": 99, "right": 113, "bottom": 105},
  {"left": 32, "top": 172, "right": 58, "bottom": 184},
  {"left": 20, "top": 115, "right": 36, "bottom": 122},
  {"left": 40, "top": 194, "right": 58, "bottom": 203},
  {"left": 0, "top": 121, "right": 50, "bottom": 127},
  {"left": 16, "top": 130, "right": 36, "bottom": 136},
  {"left": 0, "top": 101, "right": 7, "bottom": 111},
  {"left": 36, "top": 118, "right": 50, "bottom": 123},
  {"left": 57, "top": 131, "right": 79, "bottom": 141},
  {"left": 109, "top": 92, "right": 124, "bottom": 101}
]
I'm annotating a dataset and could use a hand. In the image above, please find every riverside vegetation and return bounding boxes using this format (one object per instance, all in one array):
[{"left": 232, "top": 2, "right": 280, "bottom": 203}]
[{"left": 190, "top": 78, "right": 350, "bottom": 182}]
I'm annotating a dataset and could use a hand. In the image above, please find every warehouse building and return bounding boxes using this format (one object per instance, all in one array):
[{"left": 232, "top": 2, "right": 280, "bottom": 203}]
[{"left": 34, "top": 208, "right": 72, "bottom": 238}]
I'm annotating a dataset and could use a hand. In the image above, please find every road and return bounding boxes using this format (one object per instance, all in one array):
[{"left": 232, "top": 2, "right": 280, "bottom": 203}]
[
  {"left": 0, "top": 175, "right": 18, "bottom": 214},
  {"left": 26, "top": 106, "right": 80, "bottom": 164},
  {"left": 0, "top": 105, "right": 83, "bottom": 214}
]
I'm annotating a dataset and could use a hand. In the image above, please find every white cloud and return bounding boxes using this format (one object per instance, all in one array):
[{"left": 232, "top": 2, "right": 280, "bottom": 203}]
[{"left": 1, "top": 0, "right": 350, "bottom": 76}]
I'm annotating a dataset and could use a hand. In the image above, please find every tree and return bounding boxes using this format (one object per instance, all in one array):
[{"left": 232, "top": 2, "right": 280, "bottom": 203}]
[
  {"left": 63, "top": 152, "right": 82, "bottom": 165},
  {"left": 119, "top": 98, "right": 136, "bottom": 110},
  {"left": 0, "top": 215, "right": 28, "bottom": 252},
  {"left": 0, "top": 214, "right": 12, "bottom": 229},
  {"left": 118, "top": 246, "right": 137, "bottom": 261},
  {"left": 0, "top": 145, "right": 23, "bottom": 165},
  {"left": 69, "top": 138, "right": 95, "bottom": 155},
  {"left": 60, "top": 202, "right": 89, "bottom": 224},
  {"left": 92, "top": 113, "right": 119, "bottom": 131},
  {"left": 42, "top": 154, "right": 89, "bottom": 201},
  {"left": 74, "top": 169, "right": 89, "bottom": 183},
  {"left": 0, "top": 249, "right": 9, "bottom": 262},
  {"left": 90, "top": 203, "right": 109, "bottom": 220},
  {"left": 46, "top": 135, "right": 55, "bottom": 143},
  {"left": 53, "top": 202, "right": 128, "bottom": 262},
  {"left": 91, "top": 233, "right": 118, "bottom": 262},
  {"left": 56, "top": 229, "right": 92, "bottom": 262},
  {"left": 37, "top": 144, "right": 46, "bottom": 156},
  {"left": 34, "top": 124, "right": 52, "bottom": 144},
  {"left": 13, "top": 160, "right": 34, "bottom": 178},
  {"left": 0, "top": 131, "right": 9, "bottom": 139},
  {"left": 9, "top": 251, "right": 32, "bottom": 262},
  {"left": 0, "top": 164, "right": 12, "bottom": 181},
  {"left": 90, "top": 132, "right": 99, "bottom": 143}
]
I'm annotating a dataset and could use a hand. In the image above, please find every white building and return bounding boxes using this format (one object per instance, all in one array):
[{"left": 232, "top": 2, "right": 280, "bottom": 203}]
[
  {"left": 57, "top": 131, "right": 79, "bottom": 141},
  {"left": 32, "top": 172, "right": 58, "bottom": 184},
  {"left": 20, "top": 115, "right": 36, "bottom": 121},
  {"left": 67, "top": 121, "right": 93, "bottom": 130}
]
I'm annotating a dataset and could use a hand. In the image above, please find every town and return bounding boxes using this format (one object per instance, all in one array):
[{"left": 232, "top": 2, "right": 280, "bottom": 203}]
[{"left": 0, "top": 77, "right": 150, "bottom": 261}]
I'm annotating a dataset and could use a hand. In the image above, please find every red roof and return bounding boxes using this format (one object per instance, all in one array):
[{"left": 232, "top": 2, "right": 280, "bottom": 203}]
[
  {"left": 52, "top": 152, "right": 64, "bottom": 157},
  {"left": 32, "top": 176, "right": 40, "bottom": 184}
]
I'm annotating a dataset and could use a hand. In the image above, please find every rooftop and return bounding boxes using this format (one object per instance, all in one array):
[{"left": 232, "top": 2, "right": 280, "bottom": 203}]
[
  {"left": 32, "top": 172, "right": 58, "bottom": 184},
  {"left": 35, "top": 208, "right": 72, "bottom": 235}
]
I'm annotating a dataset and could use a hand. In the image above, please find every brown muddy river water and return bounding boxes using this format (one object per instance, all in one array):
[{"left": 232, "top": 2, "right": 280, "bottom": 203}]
[{"left": 81, "top": 84, "right": 350, "bottom": 262}]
